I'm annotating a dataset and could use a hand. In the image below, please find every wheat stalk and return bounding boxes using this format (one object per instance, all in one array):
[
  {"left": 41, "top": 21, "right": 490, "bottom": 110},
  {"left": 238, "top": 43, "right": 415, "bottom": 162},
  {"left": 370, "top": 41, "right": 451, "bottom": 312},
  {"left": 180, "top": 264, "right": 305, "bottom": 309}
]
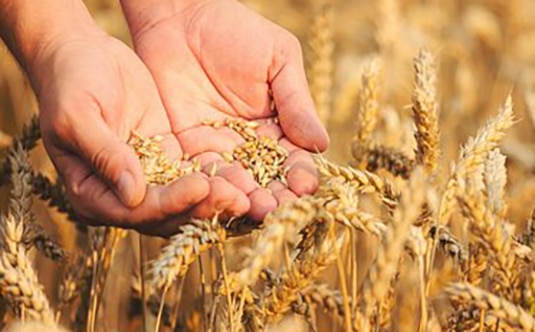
[{"left": 356, "top": 168, "right": 426, "bottom": 331}]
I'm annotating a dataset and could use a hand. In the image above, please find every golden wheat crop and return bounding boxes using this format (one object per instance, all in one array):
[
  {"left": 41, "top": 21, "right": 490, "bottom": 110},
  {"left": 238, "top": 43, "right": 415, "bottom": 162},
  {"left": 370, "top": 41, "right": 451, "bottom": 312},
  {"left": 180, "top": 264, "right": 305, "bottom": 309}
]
[{"left": 2, "top": 0, "right": 535, "bottom": 331}]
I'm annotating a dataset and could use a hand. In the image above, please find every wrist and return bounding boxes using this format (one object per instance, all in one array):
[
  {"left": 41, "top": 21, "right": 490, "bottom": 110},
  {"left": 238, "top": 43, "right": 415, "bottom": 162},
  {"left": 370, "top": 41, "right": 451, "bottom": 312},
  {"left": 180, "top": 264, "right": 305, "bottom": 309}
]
[
  {"left": 0, "top": 0, "right": 104, "bottom": 91},
  {"left": 120, "top": 0, "right": 213, "bottom": 38}
]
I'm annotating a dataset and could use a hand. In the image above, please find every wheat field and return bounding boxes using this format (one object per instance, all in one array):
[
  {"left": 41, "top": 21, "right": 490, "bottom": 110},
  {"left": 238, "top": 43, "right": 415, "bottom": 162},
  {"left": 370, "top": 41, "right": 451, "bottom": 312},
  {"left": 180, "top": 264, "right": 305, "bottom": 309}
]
[{"left": 2, "top": 0, "right": 535, "bottom": 331}]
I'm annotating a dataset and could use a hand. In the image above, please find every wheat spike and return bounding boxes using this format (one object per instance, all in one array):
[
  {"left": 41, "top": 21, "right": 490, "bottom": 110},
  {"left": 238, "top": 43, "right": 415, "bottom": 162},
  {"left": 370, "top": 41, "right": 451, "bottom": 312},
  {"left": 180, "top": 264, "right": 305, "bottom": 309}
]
[
  {"left": 5, "top": 321, "right": 69, "bottom": 332},
  {"left": 307, "top": 5, "right": 334, "bottom": 125},
  {"left": 447, "top": 283, "right": 535, "bottom": 332},
  {"left": 364, "top": 145, "right": 415, "bottom": 179},
  {"left": 227, "top": 196, "right": 322, "bottom": 293},
  {"left": 458, "top": 191, "right": 518, "bottom": 299},
  {"left": 304, "top": 283, "right": 345, "bottom": 319},
  {"left": 438, "top": 94, "right": 514, "bottom": 225},
  {"left": 332, "top": 70, "right": 361, "bottom": 125},
  {"left": 31, "top": 172, "right": 76, "bottom": 221},
  {"left": 317, "top": 158, "right": 400, "bottom": 210},
  {"left": 412, "top": 49, "right": 440, "bottom": 174},
  {"left": 0, "top": 214, "right": 55, "bottom": 323},
  {"left": 352, "top": 58, "right": 381, "bottom": 155},
  {"left": 0, "top": 115, "right": 40, "bottom": 186},
  {"left": 376, "top": 0, "right": 401, "bottom": 54},
  {"left": 484, "top": 148, "right": 507, "bottom": 218},
  {"left": 149, "top": 218, "right": 225, "bottom": 291},
  {"left": 261, "top": 232, "right": 344, "bottom": 323},
  {"left": 522, "top": 85, "right": 535, "bottom": 131},
  {"left": 357, "top": 168, "right": 426, "bottom": 331}
]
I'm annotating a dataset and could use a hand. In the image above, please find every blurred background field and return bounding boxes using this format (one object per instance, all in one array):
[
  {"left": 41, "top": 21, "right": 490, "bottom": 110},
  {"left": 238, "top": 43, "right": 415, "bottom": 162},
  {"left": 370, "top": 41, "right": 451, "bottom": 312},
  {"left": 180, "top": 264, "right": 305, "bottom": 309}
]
[{"left": 2, "top": 0, "right": 535, "bottom": 331}]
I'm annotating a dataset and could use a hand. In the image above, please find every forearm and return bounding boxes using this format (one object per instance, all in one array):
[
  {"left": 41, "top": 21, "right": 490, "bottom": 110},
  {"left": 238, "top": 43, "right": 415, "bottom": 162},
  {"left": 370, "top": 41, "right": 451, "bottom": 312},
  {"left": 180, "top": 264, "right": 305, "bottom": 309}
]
[{"left": 0, "top": 0, "right": 101, "bottom": 88}]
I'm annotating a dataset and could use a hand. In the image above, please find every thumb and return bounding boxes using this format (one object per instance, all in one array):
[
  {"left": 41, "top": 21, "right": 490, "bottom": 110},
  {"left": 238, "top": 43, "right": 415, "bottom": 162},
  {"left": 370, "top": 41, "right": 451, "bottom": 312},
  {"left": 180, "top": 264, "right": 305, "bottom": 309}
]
[
  {"left": 67, "top": 114, "right": 146, "bottom": 208},
  {"left": 270, "top": 40, "right": 329, "bottom": 152}
]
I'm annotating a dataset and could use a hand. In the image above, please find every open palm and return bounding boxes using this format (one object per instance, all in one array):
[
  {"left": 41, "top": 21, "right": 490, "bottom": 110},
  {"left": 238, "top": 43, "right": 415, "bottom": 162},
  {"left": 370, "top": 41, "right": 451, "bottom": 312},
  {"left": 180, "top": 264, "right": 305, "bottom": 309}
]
[
  {"left": 37, "top": 35, "right": 215, "bottom": 236},
  {"left": 125, "top": 0, "right": 329, "bottom": 219}
]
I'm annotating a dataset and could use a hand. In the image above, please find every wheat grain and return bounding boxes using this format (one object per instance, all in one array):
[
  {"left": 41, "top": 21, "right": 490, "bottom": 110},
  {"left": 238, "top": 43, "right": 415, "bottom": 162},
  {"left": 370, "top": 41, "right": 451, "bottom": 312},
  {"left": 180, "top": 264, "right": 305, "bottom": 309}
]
[
  {"left": 204, "top": 118, "right": 289, "bottom": 187},
  {"left": 129, "top": 131, "right": 201, "bottom": 185}
]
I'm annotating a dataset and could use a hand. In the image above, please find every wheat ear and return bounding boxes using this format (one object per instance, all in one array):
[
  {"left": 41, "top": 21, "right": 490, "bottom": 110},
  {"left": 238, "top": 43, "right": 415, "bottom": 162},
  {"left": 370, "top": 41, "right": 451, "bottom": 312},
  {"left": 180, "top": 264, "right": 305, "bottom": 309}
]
[
  {"left": 307, "top": 5, "right": 334, "bottom": 125},
  {"left": 446, "top": 283, "right": 535, "bottom": 332},
  {"left": 227, "top": 196, "right": 321, "bottom": 293},
  {"left": 438, "top": 94, "right": 514, "bottom": 225},
  {"left": 149, "top": 218, "right": 225, "bottom": 291},
  {"left": 356, "top": 168, "right": 426, "bottom": 331},
  {"left": 352, "top": 59, "right": 381, "bottom": 159},
  {"left": 412, "top": 49, "right": 440, "bottom": 174}
]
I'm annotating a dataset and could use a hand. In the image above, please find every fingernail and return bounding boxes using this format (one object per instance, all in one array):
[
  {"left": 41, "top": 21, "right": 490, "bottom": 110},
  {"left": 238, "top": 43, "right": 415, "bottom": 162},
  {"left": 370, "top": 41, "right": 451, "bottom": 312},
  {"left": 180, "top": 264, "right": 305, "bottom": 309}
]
[{"left": 117, "top": 171, "right": 136, "bottom": 207}]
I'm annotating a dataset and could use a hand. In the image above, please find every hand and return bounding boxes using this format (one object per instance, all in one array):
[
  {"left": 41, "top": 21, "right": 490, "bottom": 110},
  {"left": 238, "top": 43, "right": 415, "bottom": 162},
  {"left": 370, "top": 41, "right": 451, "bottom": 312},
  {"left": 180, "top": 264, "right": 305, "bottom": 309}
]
[
  {"left": 121, "top": 0, "right": 329, "bottom": 220},
  {"left": 34, "top": 32, "right": 221, "bottom": 236}
]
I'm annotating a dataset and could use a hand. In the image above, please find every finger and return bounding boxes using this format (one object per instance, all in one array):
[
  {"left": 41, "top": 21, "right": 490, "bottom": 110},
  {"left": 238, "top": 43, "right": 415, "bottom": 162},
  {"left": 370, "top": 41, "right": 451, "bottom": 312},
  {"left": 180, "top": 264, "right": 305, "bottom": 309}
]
[
  {"left": 57, "top": 111, "right": 147, "bottom": 208},
  {"left": 284, "top": 149, "right": 319, "bottom": 196},
  {"left": 247, "top": 188, "right": 278, "bottom": 220},
  {"left": 197, "top": 152, "right": 226, "bottom": 168},
  {"left": 196, "top": 152, "right": 259, "bottom": 195},
  {"left": 177, "top": 125, "right": 244, "bottom": 156},
  {"left": 134, "top": 217, "right": 191, "bottom": 237},
  {"left": 214, "top": 161, "right": 259, "bottom": 195},
  {"left": 155, "top": 134, "right": 185, "bottom": 160},
  {"left": 191, "top": 177, "right": 250, "bottom": 219},
  {"left": 53, "top": 149, "right": 210, "bottom": 226},
  {"left": 278, "top": 138, "right": 300, "bottom": 153},
  {"left": 268, "top": 180, "right": 298, "bottom": 205},
  {"left": 256, "top": 123, "right": 283, "bottom": 141},
  {"left": 270, "top": 35, "right": 329, "bottom": 152}
]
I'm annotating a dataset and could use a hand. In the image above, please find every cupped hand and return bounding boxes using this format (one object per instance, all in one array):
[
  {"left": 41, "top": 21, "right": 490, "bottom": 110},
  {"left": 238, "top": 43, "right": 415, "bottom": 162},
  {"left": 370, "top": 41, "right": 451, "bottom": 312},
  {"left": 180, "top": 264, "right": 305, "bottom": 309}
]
[
  {"left": 33, "top": 31, "right": 236, "bottom": 236},
  {"left": 123, "top": 0, "right": 329, "bottom": 220}
]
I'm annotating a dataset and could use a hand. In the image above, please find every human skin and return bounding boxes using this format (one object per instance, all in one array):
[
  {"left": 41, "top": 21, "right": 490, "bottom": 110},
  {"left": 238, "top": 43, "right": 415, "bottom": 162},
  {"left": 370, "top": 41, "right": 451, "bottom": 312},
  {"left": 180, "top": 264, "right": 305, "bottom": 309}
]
[
  {"left": 120, "top": 0, "right": 329, "bottom": 220},
  {"left": 0, "top": 0, "right": 329, "bottom": 235},
  {"left": 0, "top": 0, "right": 252, "bottom": 236}
]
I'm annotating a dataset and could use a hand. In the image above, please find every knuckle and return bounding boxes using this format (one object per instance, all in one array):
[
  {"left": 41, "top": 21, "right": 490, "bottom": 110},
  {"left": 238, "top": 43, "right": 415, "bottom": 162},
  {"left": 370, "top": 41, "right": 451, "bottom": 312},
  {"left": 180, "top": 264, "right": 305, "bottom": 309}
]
[
  {"left": 90, "top": 145, "right": 111, "bottom": 171},
  {"left": 281, "top": 31, "right": 302, "bottom": 55}
]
